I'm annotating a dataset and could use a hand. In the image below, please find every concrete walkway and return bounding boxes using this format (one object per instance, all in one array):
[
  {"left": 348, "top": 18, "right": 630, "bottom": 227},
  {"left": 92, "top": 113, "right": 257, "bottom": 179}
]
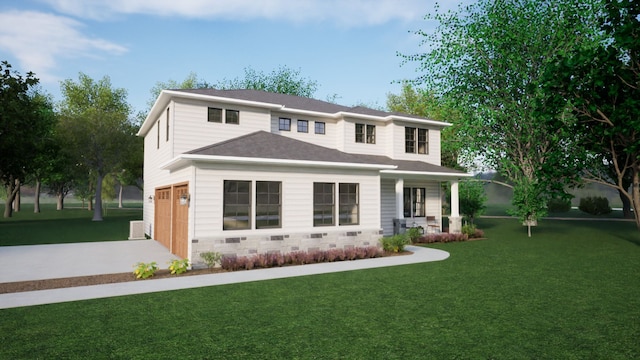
[{"left": 0, "top": 244, "right": 449, "bottom": 309}]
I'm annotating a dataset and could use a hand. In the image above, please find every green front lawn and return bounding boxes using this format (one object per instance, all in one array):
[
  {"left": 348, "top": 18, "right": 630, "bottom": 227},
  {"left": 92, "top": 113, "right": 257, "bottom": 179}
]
[
  {"left": 0, "top": 203, "right": 142, "bottom": 246},
  {"left": 1, "top": 218, "right": 639, "bottom": 358}
]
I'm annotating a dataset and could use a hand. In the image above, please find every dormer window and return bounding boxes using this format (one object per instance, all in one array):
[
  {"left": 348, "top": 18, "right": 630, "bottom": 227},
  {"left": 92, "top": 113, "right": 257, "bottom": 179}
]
[
  {"left": 405, "top": 127, "right": 428, "bottom": 154},
  {"left": 355, "top": 123, "right": 375, "bottom": 144},
  {"left": 315, "top": 121, "right": 325, "bottom": 135}
]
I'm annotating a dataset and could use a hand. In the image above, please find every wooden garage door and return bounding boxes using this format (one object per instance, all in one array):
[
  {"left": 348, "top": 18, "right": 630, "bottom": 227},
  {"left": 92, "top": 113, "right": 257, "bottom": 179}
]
[
  {"left": 172, "top": 184, "right": 189, "bottom": 259},
  {"left": 154, "top": 187, "right": 172, "bottom": 251}
]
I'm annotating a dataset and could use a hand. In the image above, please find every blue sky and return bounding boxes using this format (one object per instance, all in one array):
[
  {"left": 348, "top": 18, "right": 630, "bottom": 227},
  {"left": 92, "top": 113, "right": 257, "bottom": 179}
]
[{"left": 0, "top": 0, "right": 471, "bottom": 114}]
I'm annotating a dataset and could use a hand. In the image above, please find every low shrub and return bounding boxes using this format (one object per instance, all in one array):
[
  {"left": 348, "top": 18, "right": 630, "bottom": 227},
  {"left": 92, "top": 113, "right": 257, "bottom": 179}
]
[
  {"left": 133, "top": 261, "right": 158, "bottom": 279},
  {"left": 547, "top": 197, "right": 572, "bottom": 213},
  {"left": 200, "top": 251, "right": 222, "bottom": 269},
  {"left": 579, "top": 196, "right": 612, "bottom": 215},
  {"left": 380, "top": 234, "right": 410, "bottom": 253},
  {"left": 416, "top": 233, "right": 469, "bottom": 244},
  {"left": 461, "top": 224, "right": 477, "bottom": 237},
  {"left": 406, "top": 227, "right": 423, "bottom": 244},
  {"left": 219, "top": 246, "right": 385, "bottom": 271},
  {"left": 168, "top": 259, "right": 190, "bottom": 275}
]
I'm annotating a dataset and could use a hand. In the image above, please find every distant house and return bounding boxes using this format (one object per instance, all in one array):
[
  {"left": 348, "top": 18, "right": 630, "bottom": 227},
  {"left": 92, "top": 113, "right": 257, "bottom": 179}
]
[{"left": 137, "top": 89, "right": 470, "bottom": 262}]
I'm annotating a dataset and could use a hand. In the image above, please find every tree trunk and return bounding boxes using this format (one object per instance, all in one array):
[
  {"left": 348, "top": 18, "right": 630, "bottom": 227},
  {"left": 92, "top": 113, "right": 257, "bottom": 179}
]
[
  {"left": 34, "top": 180, "right": 41, "bottom": 213},
  {"left": 620, "top": 191, "right": 632, "bottom": 219},
  {"left": 633, "top": 170, "right": 640, "bottom": 231},
  {"left": 56, "top": 191, "right": 64, "bottom": 210},
  {"left": 118, "top": 184, "right": 123, "bottom": 208},
  {"left": 88, "top": 196, "right": 93, "bottom": 211},
  {"left": 3, "top": 180, "right": 19, "bottom": 218},
  {"left": 92, "top": 173, "right": 104, "bottom": 221},
  {"left": 13, "top": 179, "right": 20, "bottom": 212}
]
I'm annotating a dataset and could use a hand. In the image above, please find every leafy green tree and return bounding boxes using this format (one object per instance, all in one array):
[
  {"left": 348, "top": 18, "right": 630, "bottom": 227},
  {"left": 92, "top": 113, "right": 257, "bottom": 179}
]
[
  {"left": 216, "top": 65, "right": 318, "bottom": 98},
  {"left": 0, "top": 61, "right": 55, "bottom": 218},
  {"left": 59, "top": 73, "right": 135, "bottom": 221},
  {"left": 401, "top": 0, "right": 601, "bottom": 234},
  {"left": 545, "top": 0, "right": 640, "bottom": 229},
  {"left": 459, "top": 180, "right": 487, "bottom": 225},
  {"left": 146, "top": 72, "right": 209, "bottom": 109},
  {"left": 28, "top": 92, "right": 57, "bottom": 213},
  {"left": 387, "top": 83, "right": 465, "bottom": 169}
]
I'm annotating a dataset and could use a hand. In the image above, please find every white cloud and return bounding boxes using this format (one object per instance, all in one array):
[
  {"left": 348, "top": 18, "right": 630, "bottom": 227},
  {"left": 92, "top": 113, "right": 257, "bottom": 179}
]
[
  {"left": 39, "top": 0, "right": 444, "bottom": 26},
  {"left": 0, "top": 10, "right": 127, "bottom": 83}
]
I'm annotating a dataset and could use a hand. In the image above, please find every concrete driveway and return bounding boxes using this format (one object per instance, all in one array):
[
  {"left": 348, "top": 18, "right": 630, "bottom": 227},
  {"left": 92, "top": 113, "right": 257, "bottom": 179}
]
[{"left": 0, "top": 240, "right": 179, "bottom": 283}]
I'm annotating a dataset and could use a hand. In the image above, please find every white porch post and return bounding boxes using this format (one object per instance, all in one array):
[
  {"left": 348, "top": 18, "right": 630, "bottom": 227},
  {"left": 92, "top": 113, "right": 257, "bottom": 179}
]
[
  {"left": 395, "top": 178, "right": 404, "bottom": 219},
  {"left": 449, "top": 180, "right": 462, "bottom": 233}
]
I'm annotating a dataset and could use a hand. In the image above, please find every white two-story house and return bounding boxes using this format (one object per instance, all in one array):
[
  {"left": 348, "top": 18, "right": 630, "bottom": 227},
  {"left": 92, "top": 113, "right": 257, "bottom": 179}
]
[{"left": 137, "top": 89, "right": 470, "bottom": 262}]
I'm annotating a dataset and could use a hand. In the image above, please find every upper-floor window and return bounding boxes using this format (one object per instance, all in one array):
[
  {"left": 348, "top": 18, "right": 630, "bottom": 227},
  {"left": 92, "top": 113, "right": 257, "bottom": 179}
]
[
  {"left": 315, "top": 121, "right": 325, "bottom": 135},
  {"left": 226, "top": 109, "right": 240, "bottom": 124},
  {"left": 355, "top": 123, "right": 375, "bottom": 144},
  {"left": 279, "top": 118, "right": 291, "bottom": 131},
  {"left": 405, "top": 127, "right": 428, "bottom": 154},
  {"left": 208, "top": 107, "right": 222, "bottom": 123},
  {"left": 297, "top": 120, "right": 308, "bottom": 133}
]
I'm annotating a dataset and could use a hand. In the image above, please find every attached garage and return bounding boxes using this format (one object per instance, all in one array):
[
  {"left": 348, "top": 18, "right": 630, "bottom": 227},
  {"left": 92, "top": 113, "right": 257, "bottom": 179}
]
[{"left": 154, "top": 183, "right": 189, "bottom": 259}]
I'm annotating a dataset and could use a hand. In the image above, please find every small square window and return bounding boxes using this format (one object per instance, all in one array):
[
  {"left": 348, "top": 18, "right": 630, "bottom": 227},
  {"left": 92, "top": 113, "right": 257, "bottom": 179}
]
[
  {"left": 297, "top": 120, "right": 308, "bottom": 133},
  {"left": 208, "top": 107, "right": 222, "bottom": 123},
  {"left": 226, "top": 109, "right": 239, "bottom": 124},
  {"left": 279, "top": 118, "right": 291, "bottom": 131},
  {"left": 315, "top": 121, "right": 325, "bottom": 135}
]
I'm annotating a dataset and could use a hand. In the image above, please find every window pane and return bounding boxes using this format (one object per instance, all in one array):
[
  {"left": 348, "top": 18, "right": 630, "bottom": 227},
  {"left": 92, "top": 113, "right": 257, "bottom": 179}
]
[
  {"left": 339, "top": 183, "right": 358, "bottom": 225},
  {"left": 226, "top": 109, "right": 239, "bottom": 124},
  {"left": 313, "top": 182, "right": 334, "bottom": 226},
  {"left": 315, "top": 122, "right": 325, "bottom": 134},
  {"left": 366, "top": 125, "right": 376, "bottom": 144},
  {"left": 403, "top": 187, "right": 411, "bottom": 217},
  {"left": 405, "top": 127, "right": 416, "bottom": 153},
  {"left": 256, "top": 181, "right": 281, "bottom": 229},
  {"left": 418, "top": 129, "right": 428, "bottom": 154},
  {"left": 297, "top": 120, "right": 308, "bottom": 133},
  {"left": 223, "top": 180, "right": 251, "bottom": 230},
  {"left": 208, "top": 107, "right": 222, "bottom": 123},
  {"left": 279, "top": 118, "right": 291, "bottom": 131},
  {"left": 355, "top": 123, "right": 364, "bottom": 143}
]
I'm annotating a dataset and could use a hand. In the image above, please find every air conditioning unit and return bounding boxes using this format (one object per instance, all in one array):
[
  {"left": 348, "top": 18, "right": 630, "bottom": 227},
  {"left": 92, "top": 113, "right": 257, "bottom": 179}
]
[{"left": 128, "top": 220, "right": 146, "bottom": 240}]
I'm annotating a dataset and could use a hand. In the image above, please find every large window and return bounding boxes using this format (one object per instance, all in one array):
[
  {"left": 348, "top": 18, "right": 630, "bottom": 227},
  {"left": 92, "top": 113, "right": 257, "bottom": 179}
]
[
  {"left": 405, "top": 127, "right": 428, "bottom": 154},
  {"left": 226, "top": 109, "right": 240, "bottom": 124},
  {"left": 315, "top": 121, "right": 325, "bottom": 135},
  {"left": 279, "top": 118, "right": 291, "bottom": 131},
  {"left": 223, "top": 181, "right": 251, "bottom": 230},
  {"left": 297, "top": 119, "right": 308, "bottom": 133},
  {"left": 403, "top": 187, "right": 426, "bottom": 217},
  {"left": 339, "top": 183, "right": 359, "bottom": 225},
  {"left": 256, "top": 181, "right": 281, "bottom": 229},
  {"left": 208, "top": 107, "right": 222, "bottom": 123},
  {"left": 313, "top": 182, "right": 334, "bottom": 226},
  {"left": 356, "top": 124, "right": 375, "bottom": 144}
]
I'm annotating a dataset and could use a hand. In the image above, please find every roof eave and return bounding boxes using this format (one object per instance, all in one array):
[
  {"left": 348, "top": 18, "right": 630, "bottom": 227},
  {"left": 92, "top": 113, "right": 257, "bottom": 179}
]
[
  {"left": 380, "top": 169, "right": 473, "bottom": 180},
  {"left": 160, "top": 154, "right": 398, "bottom": 172}
]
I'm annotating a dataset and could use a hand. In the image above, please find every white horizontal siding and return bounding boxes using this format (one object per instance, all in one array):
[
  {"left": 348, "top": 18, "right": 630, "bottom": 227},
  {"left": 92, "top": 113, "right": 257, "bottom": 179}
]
[
  {"left": 190, "top": 163, "right": 381, "bottom": 240},
  {"left": 340, "top": 118, "right": 388, "bottom": 156},
  {"left": 389, "top": 121, "right": 441, "bottom": 165},
  {"left": 172, "top": 99, "right": 271, "bottom": 155},
  {"left": 269, "top": 112, "right": 337, "bottom": 149},
  {"left": 380, "top": 178, "right": 396, "bottom": 236}
]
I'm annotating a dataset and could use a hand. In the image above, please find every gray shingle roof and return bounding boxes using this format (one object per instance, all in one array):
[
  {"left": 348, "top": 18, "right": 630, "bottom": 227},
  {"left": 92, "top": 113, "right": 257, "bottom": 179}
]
[
  {"left": 187, "top": 131, "right": 466, "bottom": 175},
  {"left": 173, "top": 89, "right": 430, "bottom": 121}
]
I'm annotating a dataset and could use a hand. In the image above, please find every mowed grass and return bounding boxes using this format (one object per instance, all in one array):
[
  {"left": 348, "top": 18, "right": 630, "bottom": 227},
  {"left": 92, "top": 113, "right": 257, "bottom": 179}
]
[
  {"left": 0, "top": 203, "right": 142, "bottom": 246},
  {"left": 1, "top": 218, "right": 639, "bottom": 359}
]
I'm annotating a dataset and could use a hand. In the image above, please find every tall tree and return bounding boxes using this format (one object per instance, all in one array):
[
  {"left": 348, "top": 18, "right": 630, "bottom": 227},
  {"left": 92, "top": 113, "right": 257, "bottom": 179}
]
[
  {"left": 28, "top": 91, "right": 57, "bottom": 213},
  {"left": 546, "top": 0, "right": 640, "bottom": 228},
  {"left": 59, "top": 73, "right": 135, "bottom": 221},
  {"left": 401, "top": 0, "right": 601, "bottom": 234},
  {"left": 0, "top": 61, "right": 54, "bottom": 218},
  {"left": 216, "top": 65, "right": 318, "bottom": 98},
  {"left": 146, "top": 72, "right": 209, "bottom": 110}
]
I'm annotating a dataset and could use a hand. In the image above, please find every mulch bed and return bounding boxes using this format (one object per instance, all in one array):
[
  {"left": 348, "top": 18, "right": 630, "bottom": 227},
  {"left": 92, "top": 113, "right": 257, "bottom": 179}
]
[{"left": 0, "top": 251, "right": 412, "bottom": 294}]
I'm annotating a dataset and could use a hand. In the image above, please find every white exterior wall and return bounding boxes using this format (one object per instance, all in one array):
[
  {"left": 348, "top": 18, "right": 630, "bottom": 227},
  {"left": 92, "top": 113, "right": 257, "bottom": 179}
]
[
  {"left": 379, "top": 178, "right": 442, "bottom": 236},
  {"left": 380, "top": 178, "right": 396, "bottom": 236},
  {"left": 172, "top": 99, "right": 271, "bottom": 155},
  {"left": 269, "top": 112, "right": 337, "bottom": 149},
  {"left": 390, "top": 121, "right": 441, "bottom": 165},
  {"left": 188, "top": 163, "right": 382, "bottom": 262},
  {"left": 340, "top": 118, "right": 389, "bottom": 156}
]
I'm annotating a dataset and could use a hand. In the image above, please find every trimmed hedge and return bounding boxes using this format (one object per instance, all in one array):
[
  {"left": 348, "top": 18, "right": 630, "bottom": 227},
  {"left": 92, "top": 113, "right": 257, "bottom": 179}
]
[{"left": 578, "top": 196, "right": 612, "bottom": 215}]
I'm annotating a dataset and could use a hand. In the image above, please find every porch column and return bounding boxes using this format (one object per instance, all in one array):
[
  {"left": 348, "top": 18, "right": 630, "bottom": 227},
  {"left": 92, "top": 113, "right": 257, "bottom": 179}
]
[
  {"left": 395, "top": 178, "right": 404, "bottom": 219},
  {"left": 449, "top": 180, "right": 462, "bottom": 233}
]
